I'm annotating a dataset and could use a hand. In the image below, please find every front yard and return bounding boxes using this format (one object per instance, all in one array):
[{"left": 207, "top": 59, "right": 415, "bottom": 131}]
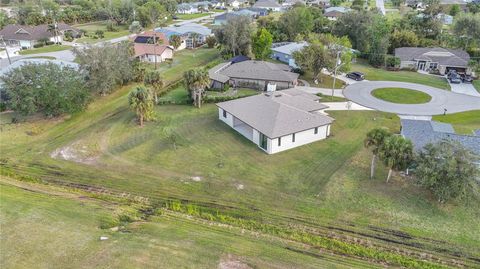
[
  {"left": 300, "top": 72, "right": 345, "bottom": 89},
  {"left": 473, "top": 80, "right": 480, "bottom": 93},
  {"left": 18, "top": 45, "right": 71, "bottom": 55},
  {"left": 175, "top": 13, "right": 213, "bottom": 20}
]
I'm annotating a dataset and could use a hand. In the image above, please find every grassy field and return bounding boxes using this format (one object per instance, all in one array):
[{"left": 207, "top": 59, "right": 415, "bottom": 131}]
[
  {"left": 371, "top": 87, "right": 432, "bottom": 104},
  {"left": 474, "top": 80, "right": 480, "bottom": 93},
  {"left": 1, "top": 50, "right": 480, "bottom": 268},
  {"left": 75, "top": 22, "right": 130, "bottom": 44},
  {"left": 301, "top": 72, "right": 346, "bottom": 89},
  {"left": 18, "top": 45, "right": 71, "bottom": 55},
  {"left": 351, "top": 61, "right": 450, "bottom": 90},
  {"left": 175, "top": 13, "right": 212, "bottom": 20},
  {"left": 159, "top": 87, "right": 257, "bottom": 103},
  {"left": 432, "top": 110, "right": 480, "bottom": 135}
]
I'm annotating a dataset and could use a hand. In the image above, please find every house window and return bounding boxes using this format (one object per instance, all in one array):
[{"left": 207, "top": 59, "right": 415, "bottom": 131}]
[
  {"left": 292, "top": 133, "right": 295, "bottom": 142},
  {"left": 222, "top": 109, "right": 227, "bottom": 118},
  {"left": 259, "top": 133, "right": 268, "bottom": 150},
  {"left": 278, "top": 137, "right": 282, "bottom": 147},
  {"left": 314, "top": 127, "right": 318, "bottom": 134}
]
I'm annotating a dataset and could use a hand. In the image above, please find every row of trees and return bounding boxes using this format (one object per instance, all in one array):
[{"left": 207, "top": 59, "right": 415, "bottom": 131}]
[{"left": 364, "top": 128, "right": 478, "bottom": 203}]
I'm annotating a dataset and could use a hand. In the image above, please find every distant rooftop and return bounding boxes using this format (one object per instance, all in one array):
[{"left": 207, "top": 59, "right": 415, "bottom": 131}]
[
  {"left": 156, "top": 23, "right": 212, "bottom": 37},
  {"left": 395, "top": 47, "right": 470, "bottom": 67},
  {"left": 210, "top": 60, "right": 299, "bottom": 83},
  {"left": 401, "top": 119, "right": 480, "bottom": 156},
  {"left": 271, "top": 41, "right": 308, "bottom": 55},
  {"left": 217, "top": 89, "right": 332, "bottom": 138}
]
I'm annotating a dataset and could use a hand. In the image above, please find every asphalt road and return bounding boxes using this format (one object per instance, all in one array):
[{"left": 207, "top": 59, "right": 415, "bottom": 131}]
[{"left": 343, "top": 81, "right": 480, "bottom": 116}]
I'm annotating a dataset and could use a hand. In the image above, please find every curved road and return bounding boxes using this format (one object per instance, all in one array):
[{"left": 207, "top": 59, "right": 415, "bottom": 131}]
[{"left": 344, "top": 81, "right": 480, "bottom": 116}]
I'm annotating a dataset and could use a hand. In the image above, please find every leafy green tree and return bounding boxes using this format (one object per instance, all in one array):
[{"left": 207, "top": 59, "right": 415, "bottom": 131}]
[
  {"left": 206, "top": 35, "right": 216, "bottom": 48},
  {"left": 183, "top": 68, "right": 210, "bottom": 108},
  {"left": 74, "top": 42, "right": 136, "bottom": 95},
  {"left": 453, "top": 13, "right": 480, "bottom": 49},
  {"left": 449, "top": 4, "right": 460, "bottom": 16},
  {"left": 144, "top": 69, "right": 164, "bottom": 104},
  {"left": 333, "top": 10, "right": 374, "bottom": 53},
  {"left": 169, "top": 35, "right": 182, "bottom": 50},
  {"left": 129, "top": 86, "right": 155, "bottom": 127},
  {"left": 367, "top": 15, "right": 391, "bottom": 67},
  {"left": 214, "top": 16, "right": 253, "bottom": 56},
  {"left": 467, "top": 2, "right": 480, "bottom": 14},
  {"left": 252, "top": 28, "right": 273, "bottom": 60},
  {"left": 351, "top": 0, "right": 366, "bottom": 10},
  {"left": 379, "top": 135, "right": 414, "bottom": 182},
  {"left": 279, "top": 6, "right": 314, "bottom": 40},
  {"left": 129, "top": 21, "right": 143, "bottom": 33},
  {"left": 415, "top": 141, "right": 478, "bottom": 203},
  {"left": 161, "top": 0, "right": 178, "bottom": 16},
  {"left": 138, "top": 0, "right": 167, "bottom": 27},
  {"left": 389, "top": 30, "right": 419, "bottom": 53},
  {"left": 364, "top": 128, "right": 392, "bottom": 179},
  {"left": 0, "top": 63, "right": 89, "bottom": 117},
  {"left": 293, "top": 40, "right": 333, "bottom": 83}
]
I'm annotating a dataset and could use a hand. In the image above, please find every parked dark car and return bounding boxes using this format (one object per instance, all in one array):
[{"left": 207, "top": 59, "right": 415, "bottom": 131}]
[
  {"left": 446, "top": 70, "right": 457, "bottom": 79},
  {"left": 449, "top": 74, "right": 462, "bottom": 84},
  {"left": 172, "top": 15, "right": 179, "bottom": 20},
  {"left": 346, "top": 72, "right": 365, "bottom": 81},
  {"left": 460, "top": 74, "right": 473, "bottom": 83}
]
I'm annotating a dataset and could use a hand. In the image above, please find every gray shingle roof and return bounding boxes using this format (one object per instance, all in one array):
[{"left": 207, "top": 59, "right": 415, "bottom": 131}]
[
  {"left": 253, "top": 0, "right": 282, "bottom": 8},
  {"left": 394, "top": 47, "right": 470, "bottom": 67},
  {"left": 401, "top": 119, "right": 480, "bottom": 156},
  {"left": 0, "top": 23, "right": 79, "bottom": 41},
  {"left": 213, "top": 60, "right": 299, "bottom": 82},
  {"left": 217, "top": 89, "right": 332, "bottom": 138},
  {"left": 209, "top": 62, "right": 231, "bottom": 83},
  {"left": 271, "top": 42, "right": 308, "bottom": 55}
]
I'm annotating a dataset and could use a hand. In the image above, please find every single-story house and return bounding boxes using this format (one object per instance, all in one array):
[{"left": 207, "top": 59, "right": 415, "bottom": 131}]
[
  {"left": 132, "top": 31, "right": 169, "bottom": 45},
  {"left": 395, "top": 47, "right": 471, "bottom": 75},
  {"left": 156, "top": 23, "right": 212, "bottom": 49},
  {"left": 227, "top": 0, "right": 249, "bottom": 8},
  {"left": 177, "top": 3, "right": 200, "bottom": 14},
  {"left": 209, "top": 60, "right": 299, "bottom": 90},
  {"left": 253, "top": 0, "right": 283, "bottom": 11},
  {"left": 213, "top": 8, "right": 266, "bottom": 25},
  {"left": 133, "top": 43, "right": 174, "bottom": 63},
  {"left": 306, "top": 0, "right": 330, "bottom": 7},
  {"left": 217, "top": 89, "right": 334, "bottom": 154},
  {"left": 271, "top": 41, "right": 308, "bottom": 68},
  {"left": 323, "top": 7, "right": 350, "bottom": 20},
  {"left": 0, "top": 23, "right": 80, "bottom": 49},
  {"left": 282, "top": 0, "right": 306, "bottom": 7},
  {"left": 400, "top": 119, "right": 480, "bottom": 156}
]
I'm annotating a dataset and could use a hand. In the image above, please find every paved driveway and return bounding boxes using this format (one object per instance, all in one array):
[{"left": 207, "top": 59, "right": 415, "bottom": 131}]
[
  {"left": 449, "top": 82, "right": 480, "bottom": 97},
  {"left": 344, "top": 81, "right": 480, "bottom": 116}
]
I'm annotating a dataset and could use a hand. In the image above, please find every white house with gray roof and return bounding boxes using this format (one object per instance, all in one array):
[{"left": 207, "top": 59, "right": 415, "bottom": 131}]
[
  {"left": 395, "top": 47, "right": 471, "bottom": 75},
  {"left": 271, "top": 41, "right": 308, "bottom": 68},
  {"left": 217, "top": 89, "right": 334, "bottom": 154},
  {"left": 253, "top": 0, "right": 283, "bottom": 11}
]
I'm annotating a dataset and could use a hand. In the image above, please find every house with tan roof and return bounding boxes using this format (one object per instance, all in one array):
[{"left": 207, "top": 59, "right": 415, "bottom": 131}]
[
  {"left": 0, "top": 23, "right": 80, "bottom": 49},
  {"left": 217, "top": 89, "right": 334, "bottom": 154},
  {"left": 395, "top": 47, "right": 471, "bottom": 75},
  {"left": 132, "top": 31, "right": 173, "bottom": 63}
]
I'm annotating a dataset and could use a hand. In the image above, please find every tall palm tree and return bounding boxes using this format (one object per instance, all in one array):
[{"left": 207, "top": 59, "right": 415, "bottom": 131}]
[
  {"left": 364, "top": 128, "right": 391, "bottom": 179},
  {"left": 47, "top": 23, "right": 59, "bottom": 44},
  {"left": 190, "top": 32, "right": 200, "bottom": 48},
  {"left": 128, "top": 86, "right": 155, "bottom": 127},
  {"left": 183, "top": 68, "right": 210, "bottom": 108},
  {"left": 379, "top": 135, "right": 414, "bottom": 183},
  {"left": 144, "top": 69, "right": 164, "bottom": 104}
]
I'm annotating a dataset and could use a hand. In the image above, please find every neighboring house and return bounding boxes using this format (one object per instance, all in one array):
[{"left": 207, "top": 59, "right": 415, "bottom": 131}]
[
  {"left": 438, "top": 13, "right": 453, "bottom": 25},
  {"left": 271, "top": 41, "right": 308, "bottom": 68},
  {"left": 253, "top": 0, "right": 283, "bottom": 11},
  {"left": 323, "top": 6, "right": 350, "bottom": 20},
  {"left": 213, "top": 8, "right": 266, "bottom": 25},
  {"left": 217, "top": 89, "right": 334, "bottom": 154},
  {"left": 209, "top": 60, "right": 299, "bottom": 90},
  {"left": 306, "top": 0, "right": 330, "bottom": 7},
  {"left": 0, "top": 58, "right": 79, "bottom": 77},
  {"left": 395, "top": 47, "right": 471, "bottom": 75},
  {"left": 177, "top": 3, "right": 200, "bottom": 14},
  {"left": 0, "top": 23, "right": 80, "bottom": 49},
  {"left": 156, "top": 23, "right": 212, "bottom": 49},
  {"left": 132, "top": 31, "right": 173, "bottom": 63},
  {"left": 227, "top": 0, "right": 248, "bottom": 8},
  {"left": 133, "top": 43, "right": 174, "bottom": 63},
  {"left": 282, "top": 0, "right": 307, "bottom": 8},
  {"left": 401, "top": 119, "right": 480, "bottom": 157}
]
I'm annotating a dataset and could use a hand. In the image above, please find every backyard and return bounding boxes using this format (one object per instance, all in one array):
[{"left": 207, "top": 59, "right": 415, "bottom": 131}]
[{"left": 74, "top": 21, "right": 130, "bottom": 44}]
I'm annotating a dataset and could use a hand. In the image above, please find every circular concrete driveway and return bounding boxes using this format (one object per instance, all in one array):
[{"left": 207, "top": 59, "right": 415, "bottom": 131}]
[{"left": 344, "top": 81, "right": 480, "bottom": 116}]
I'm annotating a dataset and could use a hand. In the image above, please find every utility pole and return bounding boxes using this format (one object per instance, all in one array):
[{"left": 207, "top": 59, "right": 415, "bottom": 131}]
[
  {"left": 153, "top": 23, "right": 158, "bottom": 69},
  {"left": 1, "top": 36, "right": 11, "bottom": 65},
  {"left": 332, "top": 51, "right": 341, "bottom": 98}
]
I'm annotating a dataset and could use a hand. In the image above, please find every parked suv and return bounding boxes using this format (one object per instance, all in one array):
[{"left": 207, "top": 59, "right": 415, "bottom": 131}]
[
  {"left": 460, "top": 74, "right": 473, "bottom": 83},
  {"left": 449, "top": 73, "right": 462, "bottom": 84},
  {"left": 446, "top": 70, "right": 457, "bottom": 79},
  {"left": 346, "top": 72, "right": 365, "bottom": 81}
]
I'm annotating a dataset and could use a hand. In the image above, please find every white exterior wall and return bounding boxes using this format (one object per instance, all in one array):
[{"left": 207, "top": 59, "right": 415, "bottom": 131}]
[
  {"left": 218, "top": 108, "right": 234, "bottom": 127},
  {"left": 19, "top": 40, "right": 33, "bottom": 48},
  {"left": 267, "top": 125, "right": 330, "bottom": 154}
]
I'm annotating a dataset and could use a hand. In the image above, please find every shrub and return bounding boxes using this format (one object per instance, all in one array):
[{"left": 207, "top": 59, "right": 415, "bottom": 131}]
[
  {"left": 45, "top": 41, "right": 55, "bottom": 45},
  {"left": 106, "top": 21, "right": 117, "bottom": 32},
  {"left": 33, "top": 43, "right": 44, "bottom": 48}
]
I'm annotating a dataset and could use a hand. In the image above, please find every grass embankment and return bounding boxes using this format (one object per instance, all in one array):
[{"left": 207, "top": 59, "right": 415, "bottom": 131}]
[
  {"left": 351, "top": 61, "right": 450, "bottom": 90},
  {"left": 300, "top": 72, "right": 346, "bottom": 89},
  {"left": 473, "top": 80, "right": 480, "bottom": 93},
  {"left": 18, "top": 45, "right": 71, "bottom": 55},
  {"left": 175, "top": 13, "right": 212, "bottom": 20},
  {"left": 159, "top": 87, "right": 258, "bottom": 104},
  {"left": 1, "top": 49, "right": 479, "bottom": 268},
  {"left": 432, "top": 110, "right": 480, "bottom": 135},
  {"left": 1, "top": 180, "right": 375, "bottom": 268},
  {"left": 371, "top": 88, "right": 432, "bottom": 104},
  {"left": 75, "top": 21, "right": 130, "bottom": 44}
]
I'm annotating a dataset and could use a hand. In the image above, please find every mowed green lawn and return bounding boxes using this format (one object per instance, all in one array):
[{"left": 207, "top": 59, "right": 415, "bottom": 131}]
[
  {"left": 18, "top": 45, "right": 71, "bottom": 55},
  {"left": 372, "top": 87, "right": 432, "bottom": 104},
  {"left": 351, "top": 61, "right": 450, "bottom": 90},
  {"left": 75, "top": 21, "right": 130, "bottom": 44},
  {"left": 301, "top": 72, "right": 346, "bottom": 89},
  {"left": 473, "top": 80, "right": 480, "bottom": 93},
  {"left": 432, "top": 110, "right": 480, "bottom": 135},
  {"left": 175, "top": 13, "right": 212, "bottom": 20},
  {"left": 0, "top": 181, "right": 375, "bottom": 269}
]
